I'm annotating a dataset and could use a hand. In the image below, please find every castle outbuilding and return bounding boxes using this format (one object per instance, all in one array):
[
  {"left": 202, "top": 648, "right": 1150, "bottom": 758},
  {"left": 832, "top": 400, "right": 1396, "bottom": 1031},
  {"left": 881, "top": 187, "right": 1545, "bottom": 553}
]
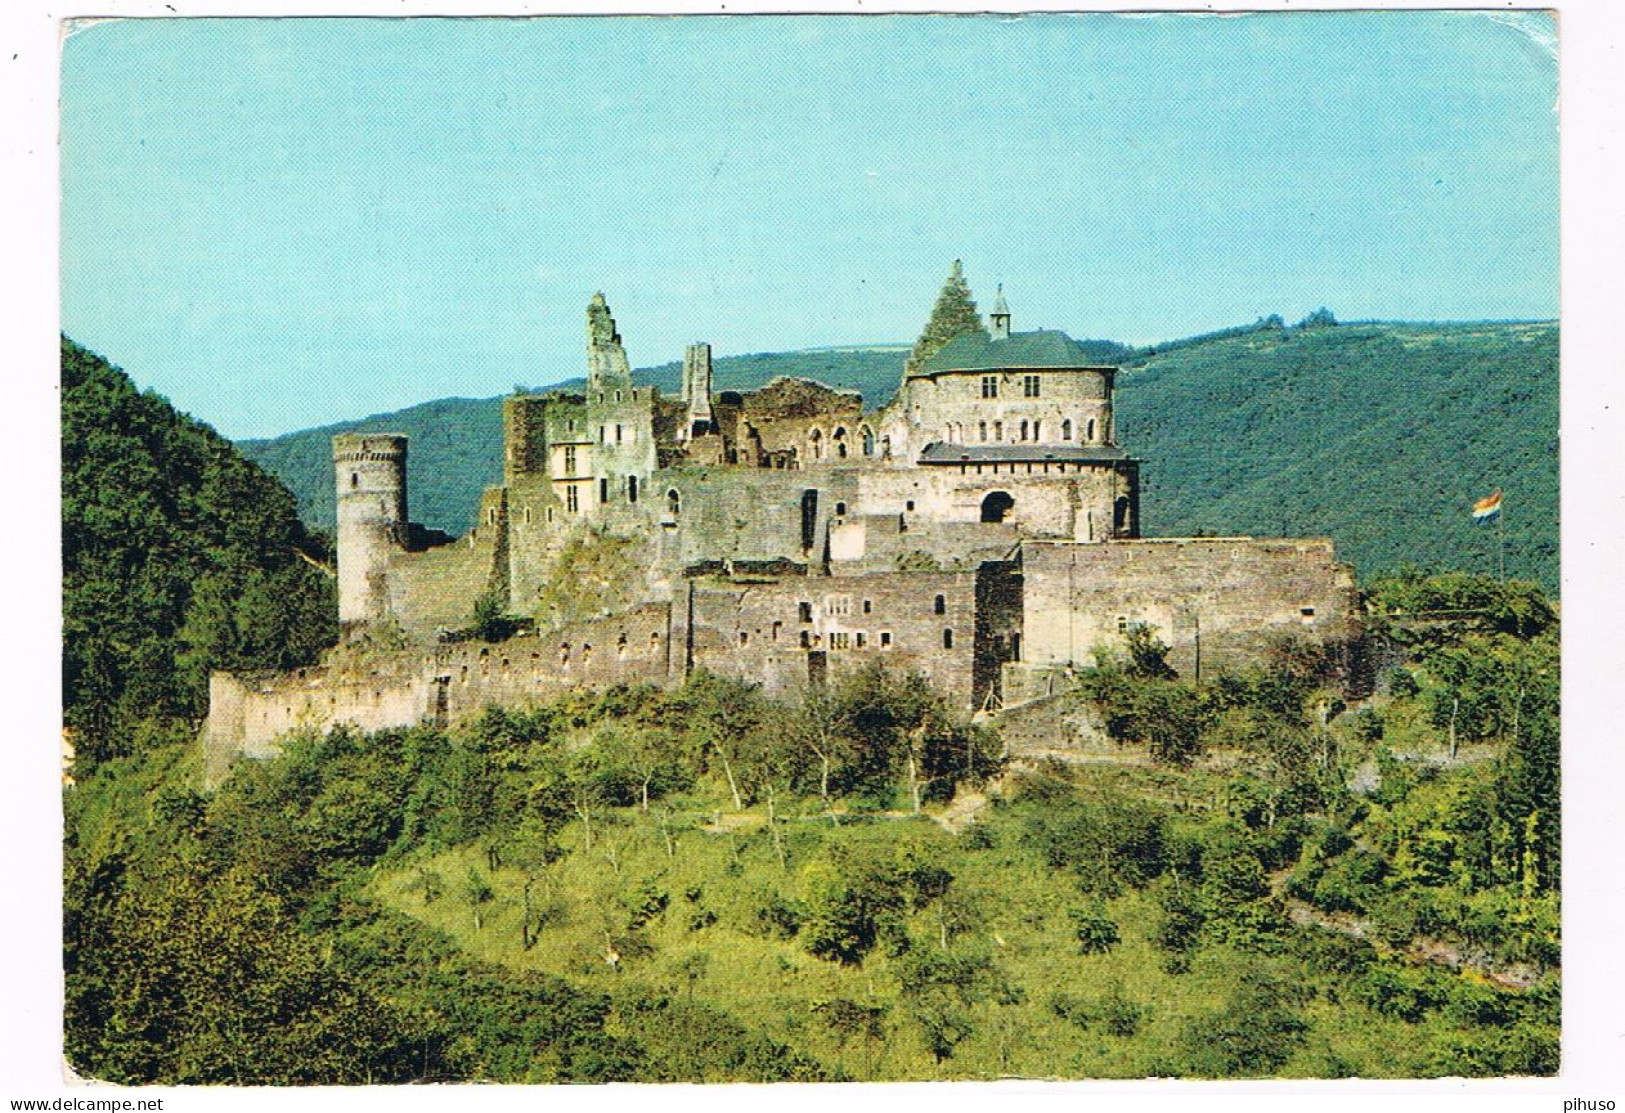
[{"left": 205, "top": 267, "right": 1356, "bottom": 779}]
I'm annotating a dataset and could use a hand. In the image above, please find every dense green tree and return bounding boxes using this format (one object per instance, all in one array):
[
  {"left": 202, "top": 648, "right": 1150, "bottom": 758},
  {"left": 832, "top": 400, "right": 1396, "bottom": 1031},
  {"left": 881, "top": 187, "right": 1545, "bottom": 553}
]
[
  {"left": 903, "top": 260, "right": 989, "bottom": 377},
  {"left": 62, "top": 337, "right": 335, "bottom": 766}
]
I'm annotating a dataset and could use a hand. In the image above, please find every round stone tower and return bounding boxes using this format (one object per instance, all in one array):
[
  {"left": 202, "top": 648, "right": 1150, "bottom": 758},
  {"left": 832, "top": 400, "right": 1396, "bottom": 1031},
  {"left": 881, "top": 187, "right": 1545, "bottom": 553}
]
[{"left": 333, "top": 433, "right": 408, "bottom": 632}]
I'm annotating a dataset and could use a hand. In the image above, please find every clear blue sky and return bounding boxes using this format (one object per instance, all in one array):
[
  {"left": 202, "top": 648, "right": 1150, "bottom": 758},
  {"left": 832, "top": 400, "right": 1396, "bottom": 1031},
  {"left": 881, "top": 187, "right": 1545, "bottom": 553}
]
[{"left": 60, "top": 12, "right": 1558, "bottom": 439}]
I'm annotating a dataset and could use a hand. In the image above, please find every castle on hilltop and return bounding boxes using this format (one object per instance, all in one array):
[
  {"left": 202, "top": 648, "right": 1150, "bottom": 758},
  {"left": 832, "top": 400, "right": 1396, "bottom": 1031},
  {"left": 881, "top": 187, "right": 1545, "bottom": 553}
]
[{"left": 206, "top": 266, "right": 1356, "bottom": 778}]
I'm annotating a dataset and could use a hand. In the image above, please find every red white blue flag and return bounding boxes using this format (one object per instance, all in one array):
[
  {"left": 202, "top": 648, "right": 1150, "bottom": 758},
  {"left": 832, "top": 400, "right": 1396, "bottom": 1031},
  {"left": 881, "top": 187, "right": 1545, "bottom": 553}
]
[{"left": 1471, "top": 490, "right": 1503, "bottom": 523}]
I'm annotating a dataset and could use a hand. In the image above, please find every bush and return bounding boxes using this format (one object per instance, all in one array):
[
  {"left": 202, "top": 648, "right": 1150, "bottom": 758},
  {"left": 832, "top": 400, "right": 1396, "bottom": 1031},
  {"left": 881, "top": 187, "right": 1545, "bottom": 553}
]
[
  {"left": 1175, "top": 965, "right": 1308, "bottom": 1076},
  {"left": 1099, "top": 984, "right": 1148, "bottom": 1038},
  {"left": 1068, "top": 903, "right": 1121, "bottom": 955},
  {"left": 1358, "top": 964, "right": 1446, "bottom": 1022}
]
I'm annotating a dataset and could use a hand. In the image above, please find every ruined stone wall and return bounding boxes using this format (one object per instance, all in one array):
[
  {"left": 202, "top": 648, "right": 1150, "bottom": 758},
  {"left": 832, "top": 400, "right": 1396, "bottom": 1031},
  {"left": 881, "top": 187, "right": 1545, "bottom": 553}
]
[
  {"left": 826, "top": 513, "right": 1021, "bottom": 574},
  {"left": 1018, "top": 538, "right": 1357, "bottom": 677},
  {"left": 657, "top": 465, "right": 860, "bottom": 573},
  {"left": 385, "top": 488, "right": 505, "bottom": 638},
  {"left": 585, "top": 385, "right": 659, "bottom": 512},
  {"left": 502, "top": 395, "right": 551, "bottom": 483},
  {"left": 682, "top": 569, "right": 985, "bottom": 709},
  {"left": 204, "top": 604, "right": 678, "bottom": 778}
]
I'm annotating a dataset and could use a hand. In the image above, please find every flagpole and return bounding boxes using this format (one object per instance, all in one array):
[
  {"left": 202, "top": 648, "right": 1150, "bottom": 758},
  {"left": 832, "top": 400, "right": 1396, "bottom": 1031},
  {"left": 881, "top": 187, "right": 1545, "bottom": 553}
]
[{"left": 1497, "top": 499, "right": 1505, "bottom": 582}]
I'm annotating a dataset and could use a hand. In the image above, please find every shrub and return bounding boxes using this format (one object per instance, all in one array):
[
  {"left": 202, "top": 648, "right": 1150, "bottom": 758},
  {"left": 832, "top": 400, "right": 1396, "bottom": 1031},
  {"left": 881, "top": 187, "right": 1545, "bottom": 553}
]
[{"left": 1068, "top": 903, "right": 1121, "bottom": 955}]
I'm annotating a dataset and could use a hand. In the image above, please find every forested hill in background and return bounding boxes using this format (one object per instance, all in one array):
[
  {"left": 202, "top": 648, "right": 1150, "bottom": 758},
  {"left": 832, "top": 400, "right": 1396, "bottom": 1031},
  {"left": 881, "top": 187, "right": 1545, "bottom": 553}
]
[
  {"left": 237, "top": 320, "right": 1558, "bottom": 592},
  {"left": 1116, "top": 320, "right": 1557, "bottom": 592},
  {"left": 63, "top": 338, "right": 336, "bottom": 768}
]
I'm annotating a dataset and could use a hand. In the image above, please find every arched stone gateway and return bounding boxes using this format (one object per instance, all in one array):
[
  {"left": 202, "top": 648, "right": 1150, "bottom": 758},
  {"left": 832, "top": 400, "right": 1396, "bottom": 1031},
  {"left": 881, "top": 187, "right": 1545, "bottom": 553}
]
[{"left": 981, "top": 490, "right": 1015, "bottom": 523}]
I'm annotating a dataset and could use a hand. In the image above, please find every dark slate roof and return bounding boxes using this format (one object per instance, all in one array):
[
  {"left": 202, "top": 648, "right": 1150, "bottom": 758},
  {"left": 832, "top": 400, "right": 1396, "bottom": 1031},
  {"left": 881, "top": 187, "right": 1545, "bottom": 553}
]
[
  {"left": 916, "top": 443, "right": 1131, "bottom": 465},
  {"left": 914, "top": 329, "right": 1106, "bottom": 376}
]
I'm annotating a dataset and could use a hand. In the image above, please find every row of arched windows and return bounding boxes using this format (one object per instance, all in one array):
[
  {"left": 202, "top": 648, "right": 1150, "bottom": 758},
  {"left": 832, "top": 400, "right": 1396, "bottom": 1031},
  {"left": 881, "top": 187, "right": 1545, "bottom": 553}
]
[
  {"left": 806, "top": 424, "right": 877, "bottom": 461},
  {"left": 943, "top": 416, "right": 1099, "bottom": 444},
  {"left": 556, "top": 631, "right": 662, "bottom": 667}
]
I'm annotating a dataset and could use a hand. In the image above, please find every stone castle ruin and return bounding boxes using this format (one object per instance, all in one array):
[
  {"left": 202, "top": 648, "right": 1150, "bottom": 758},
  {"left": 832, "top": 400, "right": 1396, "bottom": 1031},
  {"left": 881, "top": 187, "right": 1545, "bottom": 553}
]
[{"left": 205, "top": 267, "right": 1356, "bottom": 778}]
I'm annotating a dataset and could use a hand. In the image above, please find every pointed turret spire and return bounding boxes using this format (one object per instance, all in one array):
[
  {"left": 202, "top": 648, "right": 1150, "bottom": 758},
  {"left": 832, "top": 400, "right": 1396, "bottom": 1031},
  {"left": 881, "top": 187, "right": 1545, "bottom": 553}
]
[{"left": 990, "top": 283, "right": 1011, "bottom": 340}]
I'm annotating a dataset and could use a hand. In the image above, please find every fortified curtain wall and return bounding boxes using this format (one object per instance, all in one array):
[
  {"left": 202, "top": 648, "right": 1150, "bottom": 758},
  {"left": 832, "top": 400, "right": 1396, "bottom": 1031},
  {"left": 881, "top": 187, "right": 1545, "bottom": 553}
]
[
  {"left": 204, "top": 603, "right": 677, "bottom": 783},
  {"left": 1008, "top": 538, "right": 1357, "bottom": 697},
  {"left": 203, "top": 559, "right": 1038, "bottom": 778}
]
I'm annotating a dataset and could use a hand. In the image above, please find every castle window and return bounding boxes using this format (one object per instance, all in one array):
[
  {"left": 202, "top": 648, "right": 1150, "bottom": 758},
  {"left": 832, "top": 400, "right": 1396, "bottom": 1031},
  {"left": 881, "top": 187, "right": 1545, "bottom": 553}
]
[
  {"left": 627, "top": 475, "right": 638, "bottom": 503},
  {"left": 566, "top": 486, "right": 579, "bottom": 513},
  {"left": 856, "top": 632, "right": 867, "bottom": 648},
  {"left": 862, "top": 427, "right": 875, "bottom": 456},
  {"left": 1301, "top": 606, "right": 1317, "bottom": 624},
  {"left": 1033, "top": 420, "right": 1042, "bottom": 441},
  {"left": 942, "top": 628, "right": 954, "bottom": 649},
  {"left": 981, "top": 375, "right": 998, "bottom": 399},
  {"left": 667, "top": 489, "right": 680, "bottom": 518},
  {"left": 1023, "top": 374, "right": 1041, "bottom": 398},
  {"left": 934, "top": 594, "right": 946, "bottom": 615},
  {"left": 978, "top": 421, "right": 988, "bottom": 442},
  {"left": 488, "top": 507, "right": 498, "bottom": 525},
  {"left": 880, "top": 631, "right": 892, "bottom": 648},
  {"left": 1086, "top": 417, "right": 1097, "bottom": 442},
  {"left": 564, "top": 445, "right": 577, "bottom": 473},
  {"left": 835, "top": 501, "right": 847, "bottom": 517},
  {"left": 772, "top": 621, "right": 782, "bottom": 641},
  {"left": 350, "top": 472, "right": 359, "bottom": 488},
  {"left": 524, "top": 507, "right": 532, "bottom": 524},
  {"left": 994, "top": 421, "right": 1003, "bottom": 441},
  {"left": 1019, "top": 419, "right": 1029, "bottom": 441},
  {"left": 651, "top": 631, "right": 662, "bottom": 650},
  {"left": 1117, "top": 616, "right": 1129, "bottom": 633},
  {"left": 740, "top": 632, "right": 749, "bottom": 647},
  {"left": 600, "top": 425, "right": 606, "bottom": 443},
  {"left": 547, "top": 507, "right": 555, "bottom": 523},
  {"left": 615, "top": 424, "right": 623, "bottom": 443},
  {"left": 615, "top": 389, "right": 623, "bottom": 402},
  {"left": 863, "top": 599, "right": 872, "bottom": 614},
  {"left": 906, "top": 500, "right": 915, "bottom": 512},
  {"left": 1062, "top": 419, "right": 1073, "bottom": 440},
  {"left": 799, "top": 630, "right": 811, "bottom": 648},
  {"left": 799, "top": 601, "right": 813, "bottom": 623},
  {"left": 600, "top": 478, "right": 610, "bottom": 503}
]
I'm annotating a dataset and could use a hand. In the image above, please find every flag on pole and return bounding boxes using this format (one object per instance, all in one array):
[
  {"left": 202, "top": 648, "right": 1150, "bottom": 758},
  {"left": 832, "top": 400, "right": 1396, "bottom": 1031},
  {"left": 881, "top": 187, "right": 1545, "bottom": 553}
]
[{"left": 1471, "top": 490, "right": 1503, "bottom": 523}]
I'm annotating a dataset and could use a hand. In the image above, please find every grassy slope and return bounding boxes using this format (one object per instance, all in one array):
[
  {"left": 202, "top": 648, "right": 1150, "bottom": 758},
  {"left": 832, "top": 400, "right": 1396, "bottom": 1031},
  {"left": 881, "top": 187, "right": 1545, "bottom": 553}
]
[
  {"left": 368, "top": 765, "right": 1469, "bottom": 1081},
  {"left": 239, "top": 322, "right": 1558, "bottom": 590}
]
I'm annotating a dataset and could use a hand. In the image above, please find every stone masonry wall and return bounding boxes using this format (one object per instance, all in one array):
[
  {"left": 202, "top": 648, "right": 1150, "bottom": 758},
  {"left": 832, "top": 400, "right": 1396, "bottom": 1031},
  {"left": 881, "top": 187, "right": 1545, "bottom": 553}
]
[
  {"left": 1018, "top": 538, "right": 1357, "bottom": 677},
  {"left": 204, "top": 604, "right": 678, "bottom": 781}
]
